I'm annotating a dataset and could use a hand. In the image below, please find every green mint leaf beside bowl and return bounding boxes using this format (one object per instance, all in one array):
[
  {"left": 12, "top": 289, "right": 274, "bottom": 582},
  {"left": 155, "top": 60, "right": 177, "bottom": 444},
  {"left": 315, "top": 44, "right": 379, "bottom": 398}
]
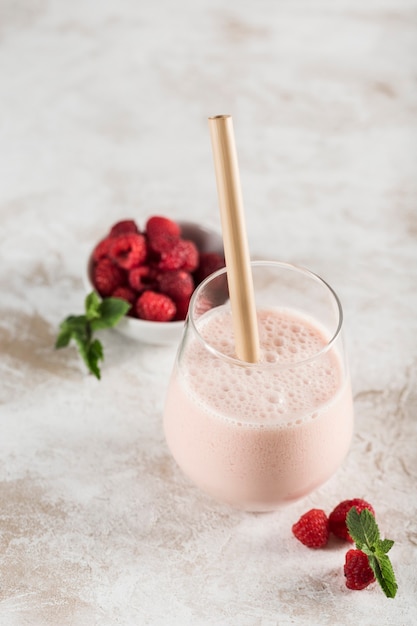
[{"left": 55, "top": 293, "right": 130, "bottom": 379}]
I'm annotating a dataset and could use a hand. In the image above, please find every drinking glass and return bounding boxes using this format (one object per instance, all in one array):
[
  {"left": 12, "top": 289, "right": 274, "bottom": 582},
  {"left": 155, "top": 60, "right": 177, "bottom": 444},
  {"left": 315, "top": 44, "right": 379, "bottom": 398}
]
[{"left": 163, "top": 261, "right": 354, "bottom": 511}]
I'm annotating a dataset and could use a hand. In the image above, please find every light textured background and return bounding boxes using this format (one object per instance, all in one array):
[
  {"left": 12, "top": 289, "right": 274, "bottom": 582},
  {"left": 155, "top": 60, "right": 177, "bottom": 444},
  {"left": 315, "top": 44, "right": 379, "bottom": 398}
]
[{"left": 0, "top": 1, "right": 416, "bottom": 624}]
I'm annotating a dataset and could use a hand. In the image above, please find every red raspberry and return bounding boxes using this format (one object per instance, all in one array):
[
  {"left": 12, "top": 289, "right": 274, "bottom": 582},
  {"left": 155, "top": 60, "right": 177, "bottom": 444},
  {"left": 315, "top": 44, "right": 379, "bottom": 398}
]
[
  {"left": 177, "top": 239, "right": 199, "bottom": 272},
  {"left": 109, "top": 233, "right": 147, "bottom": 270},
  {"left": 111, "top": 286, "right": 136, "bottom": 306},
  {"left": 292, "top": 509, "right": 330, "bottom": 548},
  {"left": 135, "top": 290, "right": 176, "bottom": 322},
  {"left": 92, "top": 258, "right": 125, "bottom": 297},
  {"left": 194, "top": 252, "right": 225, "bottom": 284},
  {"left": 344, "top": 549, "right": 376, "bottom": 590},
  {"left": 158, "top": 243, "right": 184, "bottom": 270},
  {"left": 158, "top": 239, "right": 197, "bottom": 271},
  {"left": 128, "top": 265, "right": 156, "bottom": 292},
  {"left": 146, "top": 216, "right": 181, "bottom": 253},
  {"left": 158, "top": 270, "right": 194, "bottom": 302},
  {"left": 92, "top": 237, "right": 113, "bottom": 263},
  {"left": 109, "top": 219, "right": 139, "bottom": 238},
  {"left": 329, "top": 499, "right": 375, "bottom": 542}
]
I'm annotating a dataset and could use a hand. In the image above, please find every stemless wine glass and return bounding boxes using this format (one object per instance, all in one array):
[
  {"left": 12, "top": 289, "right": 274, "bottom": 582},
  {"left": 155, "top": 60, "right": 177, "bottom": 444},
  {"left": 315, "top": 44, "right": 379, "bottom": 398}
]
[{"left": 163, "top": 261, "right": 354, "bottom": 512}]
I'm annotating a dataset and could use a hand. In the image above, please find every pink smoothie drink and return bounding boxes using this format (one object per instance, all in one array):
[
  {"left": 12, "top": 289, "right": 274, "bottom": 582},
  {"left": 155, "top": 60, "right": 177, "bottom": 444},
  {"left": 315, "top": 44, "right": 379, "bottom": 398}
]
[
  {"left": 164, "top": 307, "right": 353, "bottom": 511},
  {"left": 163, "top": 261, "right": 354, "bottom": 511}
]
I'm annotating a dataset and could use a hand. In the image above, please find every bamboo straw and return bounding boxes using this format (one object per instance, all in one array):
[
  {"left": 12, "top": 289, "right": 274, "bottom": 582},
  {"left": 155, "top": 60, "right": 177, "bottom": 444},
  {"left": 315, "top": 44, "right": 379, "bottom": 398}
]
[{"left": 208, "top": 114, "right": 260, "bottom": 363}]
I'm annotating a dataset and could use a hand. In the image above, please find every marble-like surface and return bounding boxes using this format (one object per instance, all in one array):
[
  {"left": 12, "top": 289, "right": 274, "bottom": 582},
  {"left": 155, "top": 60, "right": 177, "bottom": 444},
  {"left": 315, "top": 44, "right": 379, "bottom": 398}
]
[{"left": 1, "top": 1, "right": 417, "bottom": 624}]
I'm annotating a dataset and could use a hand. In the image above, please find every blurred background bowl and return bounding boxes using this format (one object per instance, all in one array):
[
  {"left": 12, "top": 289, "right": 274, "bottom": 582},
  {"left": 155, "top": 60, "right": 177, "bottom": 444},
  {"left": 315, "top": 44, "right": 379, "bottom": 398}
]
[{"left": 84, "top": 220, "right": 224, "bottom": 346}]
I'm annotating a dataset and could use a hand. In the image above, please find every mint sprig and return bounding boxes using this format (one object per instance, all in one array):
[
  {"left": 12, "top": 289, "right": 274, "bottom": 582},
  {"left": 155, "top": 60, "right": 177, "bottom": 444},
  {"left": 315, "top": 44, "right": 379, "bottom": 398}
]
[
  {"left": 55, "top": 291, "right": 130, "bottom": 379},
  {"left": 346, "top": 507, "right": 398, "bottom": 598}
]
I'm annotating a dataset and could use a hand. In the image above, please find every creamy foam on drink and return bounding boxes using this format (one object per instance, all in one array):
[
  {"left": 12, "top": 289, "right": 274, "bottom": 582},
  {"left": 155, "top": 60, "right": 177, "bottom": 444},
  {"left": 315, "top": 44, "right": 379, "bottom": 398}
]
[
  {"left": 185, "top": 308, "right": 341, "bottom": 425},
  {"left": 164, "top": 307, "right": 353, "bottom": 511}
]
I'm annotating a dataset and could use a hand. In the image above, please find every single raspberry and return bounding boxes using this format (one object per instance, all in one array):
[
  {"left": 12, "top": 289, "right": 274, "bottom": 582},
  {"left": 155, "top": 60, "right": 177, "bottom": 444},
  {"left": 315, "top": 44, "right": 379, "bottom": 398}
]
[
  {"left": 109, "top": 233, "right": 147, "bottom": 270},
  {"left": 157, "top": 270, "right": 194, "bottom": 302},
  {"left": 174, "top": 295, "right": 191, "bottom": 321},
  {"left": 292, "top": 509, "right": 330, "bottom": 548},
  {"left": 344, "top": 549, "right": 376, "bottom": 590},
  {"left": 177, "top": 239, "right": 199, "bottom": 272},
  {"left": 111, "top": 286, "right": 136, "bottom": 307},
  {"left": 135, "top": 290, "right": 176, "bottom": 322},
  {"left": 158, "top": 239, "right": 197, "bottom": 271},
  {"left": 194, "top": 252, "right": 225, "bottom": 284},
  {"left": 92, "top": 237, "right": 113, "bottom": 263},
  {"left": 128, "top": 265, "right": 156, "bottom": 293},
  {"left": 92, "top": 258, "right": 126, "bottom": 297},
  {"left": 109, "top": 219, "right": 139, "bottom": 238},
  {"left": 158, "top": 243, "right": 184, "bottom": 270},
  {"left": 146, "top": 216, "right": 181, "bottom": 253},
  {"left": 329, "top": 499, "right": 375, "bottom": 542}
]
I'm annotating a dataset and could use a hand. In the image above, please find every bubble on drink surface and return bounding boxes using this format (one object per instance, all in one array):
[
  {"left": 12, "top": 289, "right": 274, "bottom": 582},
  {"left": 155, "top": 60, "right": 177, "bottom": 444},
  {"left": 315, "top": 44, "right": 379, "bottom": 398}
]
[{"left": 267, "top": 392, "right": 283, "bottom": 405}]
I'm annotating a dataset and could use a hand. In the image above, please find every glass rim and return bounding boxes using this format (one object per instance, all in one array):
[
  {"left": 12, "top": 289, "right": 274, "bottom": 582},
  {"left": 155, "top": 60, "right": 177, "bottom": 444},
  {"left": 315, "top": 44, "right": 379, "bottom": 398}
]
[{"left": 188, "top": 260, "right": 344, "bottom": 370}]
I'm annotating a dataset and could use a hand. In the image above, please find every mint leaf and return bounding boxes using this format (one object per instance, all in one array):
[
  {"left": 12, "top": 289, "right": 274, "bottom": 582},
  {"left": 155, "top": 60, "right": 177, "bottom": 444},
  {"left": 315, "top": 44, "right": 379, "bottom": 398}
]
[
  {"left": 91, "top": 297, "right": 131, "bottom": 330},
  {"left": 55, "top": 315, "right": 87, "bottom": 348},
  {"left": 55, "top": 326, "right": 73, "bottom": 348},
  {"left": 368, "top": 553, "right": 398, "bottom": 599},
  {"left": 62, "top": 314, "right": 88, "bottom": 332},
  {"left": 346, "top": 508, "right": 379, "bottom": 549},
  {"left": 377, "top": 539, "right": 395, "bottom": 554},
  {"left": 86, "top": 339, "right": 104, "bottom": 380},
  {"left": 347, "top": 507, "right": 398, "bottom": 598},
  {"left": 85, "top": 291, "right": 102, "bottom": 321},
  {"left": 70, "top": 329, "right": 90, "bottom": 369},
  {"left": 55, "top": 292, "right": 129, "bottom": 379}
]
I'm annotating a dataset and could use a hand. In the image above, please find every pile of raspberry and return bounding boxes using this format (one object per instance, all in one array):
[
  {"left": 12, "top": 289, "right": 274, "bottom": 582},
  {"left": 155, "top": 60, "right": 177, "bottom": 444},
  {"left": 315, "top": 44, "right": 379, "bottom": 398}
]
[
  {"left": 91, "top": 216, "right": 224, "bottom": 322},
  {"left": 292, "top": 498, "right": 377, "bottom": 591}
]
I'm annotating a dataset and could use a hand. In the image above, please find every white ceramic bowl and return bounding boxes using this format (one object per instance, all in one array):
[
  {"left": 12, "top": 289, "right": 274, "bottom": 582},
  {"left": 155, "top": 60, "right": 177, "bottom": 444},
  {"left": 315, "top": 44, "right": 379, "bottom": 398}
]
[{"left": 84, "top": 220, "right": 224, "bottom": 346}]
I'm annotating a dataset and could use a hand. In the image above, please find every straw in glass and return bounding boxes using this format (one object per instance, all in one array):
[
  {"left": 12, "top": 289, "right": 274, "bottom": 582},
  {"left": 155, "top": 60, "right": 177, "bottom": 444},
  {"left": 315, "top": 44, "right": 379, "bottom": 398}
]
[{"left": 208, "top": 114, "right": 260, "bottom": 363}]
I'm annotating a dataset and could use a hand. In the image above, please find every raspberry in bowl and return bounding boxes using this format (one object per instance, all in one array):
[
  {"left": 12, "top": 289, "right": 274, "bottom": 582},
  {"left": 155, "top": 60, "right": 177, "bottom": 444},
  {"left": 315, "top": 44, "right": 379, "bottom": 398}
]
[{"left": 84, "top": 216, "right": 224, "bottom": 345}]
